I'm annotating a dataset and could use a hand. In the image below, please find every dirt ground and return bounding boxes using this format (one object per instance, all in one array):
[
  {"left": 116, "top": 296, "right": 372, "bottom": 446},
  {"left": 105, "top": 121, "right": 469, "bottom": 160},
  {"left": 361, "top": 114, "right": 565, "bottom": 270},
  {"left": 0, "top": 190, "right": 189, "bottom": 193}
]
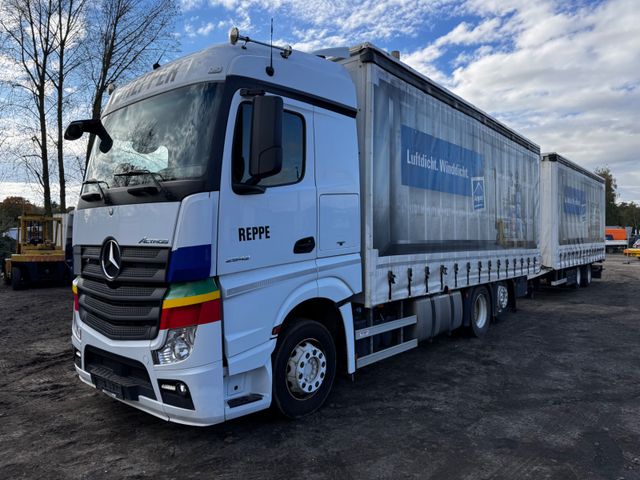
[{"left": 1, "top": 255, "right": 640, "bottom": 479}]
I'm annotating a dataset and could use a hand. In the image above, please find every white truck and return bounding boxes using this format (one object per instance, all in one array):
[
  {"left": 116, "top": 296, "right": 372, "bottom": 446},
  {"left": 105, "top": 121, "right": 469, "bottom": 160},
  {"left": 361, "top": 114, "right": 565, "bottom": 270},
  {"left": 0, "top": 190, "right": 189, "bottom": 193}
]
[
  {"left": 67, "top": 31, "right": 542, "bottom": 426},
  {"left": 537, "top": 153, "right": 605, "bottom": 287}
]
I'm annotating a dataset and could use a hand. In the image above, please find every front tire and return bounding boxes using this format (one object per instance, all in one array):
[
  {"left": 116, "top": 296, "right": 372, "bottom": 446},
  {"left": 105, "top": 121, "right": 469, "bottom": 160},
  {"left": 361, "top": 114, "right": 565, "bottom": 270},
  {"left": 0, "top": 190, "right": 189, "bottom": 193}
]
[
  {"left": 468, "top": 287, "right": 491, "bottom": 337},
  {"left": 272, "top": 319, "right": 336, "bottom": 419}
]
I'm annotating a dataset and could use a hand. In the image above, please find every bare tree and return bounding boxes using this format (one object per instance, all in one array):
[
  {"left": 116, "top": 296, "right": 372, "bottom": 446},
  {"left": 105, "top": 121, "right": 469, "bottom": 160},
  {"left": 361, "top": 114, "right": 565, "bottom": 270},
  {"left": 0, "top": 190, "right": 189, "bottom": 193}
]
[
  {"left": 83, "top": 0, "right": 179, "bottom": 164},
  {"left": 0, "top": 0, "right": 57, "bottom": 216},
  {"left": 49, "top": 0, "right": 87, "bottom": 211}
]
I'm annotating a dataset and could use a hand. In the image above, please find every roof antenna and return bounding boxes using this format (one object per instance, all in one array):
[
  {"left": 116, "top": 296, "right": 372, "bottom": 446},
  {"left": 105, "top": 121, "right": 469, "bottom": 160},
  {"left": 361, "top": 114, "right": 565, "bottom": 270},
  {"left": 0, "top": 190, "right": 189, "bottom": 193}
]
[
  {"left": 266, "top": 18, "right": 274, "bottom": 77},
  {"left": 153, "top": 49, "right": 166, "bottom": 70}
]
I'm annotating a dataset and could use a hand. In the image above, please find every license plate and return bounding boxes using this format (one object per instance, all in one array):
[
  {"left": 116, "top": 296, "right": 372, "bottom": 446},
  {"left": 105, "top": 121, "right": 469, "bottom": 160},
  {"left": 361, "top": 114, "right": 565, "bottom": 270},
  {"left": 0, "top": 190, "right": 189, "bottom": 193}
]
[{"left": 93, "top": 375, "right": 124, "bottom": 399}]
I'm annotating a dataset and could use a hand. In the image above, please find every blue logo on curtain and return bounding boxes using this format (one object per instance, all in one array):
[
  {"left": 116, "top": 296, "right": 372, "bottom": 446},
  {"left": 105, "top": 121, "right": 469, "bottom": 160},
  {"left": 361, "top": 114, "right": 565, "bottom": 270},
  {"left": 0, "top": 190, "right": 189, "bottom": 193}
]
[
  {"left": 563, "top": 186, "right": 586, "bottom": 215},
  {"left": 472, "top": 177, "right": 485, "bottom": 210},
  {"left": 400, "top": 125, "right": 483, "bottom": 197}
]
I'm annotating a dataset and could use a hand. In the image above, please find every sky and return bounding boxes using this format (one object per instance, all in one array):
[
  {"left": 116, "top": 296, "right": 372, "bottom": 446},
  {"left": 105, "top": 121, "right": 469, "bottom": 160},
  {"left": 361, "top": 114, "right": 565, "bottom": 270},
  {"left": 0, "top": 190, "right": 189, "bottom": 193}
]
[{"left": 1, "top": 0, "right": 639, "bottom": 205}]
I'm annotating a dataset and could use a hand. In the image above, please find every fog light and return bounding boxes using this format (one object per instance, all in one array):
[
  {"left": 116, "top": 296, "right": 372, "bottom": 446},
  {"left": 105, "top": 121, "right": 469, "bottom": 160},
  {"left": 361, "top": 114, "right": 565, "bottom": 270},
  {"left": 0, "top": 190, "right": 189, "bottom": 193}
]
[
  {"left": 177, "top": 382, "right": 188, "bottom": 395},
  {"left": 153, "top": 326, "right": 197, "bottom": 365}
]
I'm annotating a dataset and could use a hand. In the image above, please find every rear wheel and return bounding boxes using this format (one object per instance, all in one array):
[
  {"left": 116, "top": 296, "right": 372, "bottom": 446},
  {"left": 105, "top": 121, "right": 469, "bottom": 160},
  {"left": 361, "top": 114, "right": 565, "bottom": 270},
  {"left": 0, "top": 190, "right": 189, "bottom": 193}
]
[
  {"left": 272, "top": 319, "right": 336, "bottom": 419},
  {"left": 468, "top": 287, "right": 491, "bottom": 337},
  {"left": 11, "top": 266, "right": 24, "bottom": 290},
  {"left": 580, "top": 264, "right": 592, "bottom": 287},
  {"left": 573, "top": 267, "right": 582, "bottom": 289},
  {"left": 496, "top": 282, "right": 509, "bottom": 315}
]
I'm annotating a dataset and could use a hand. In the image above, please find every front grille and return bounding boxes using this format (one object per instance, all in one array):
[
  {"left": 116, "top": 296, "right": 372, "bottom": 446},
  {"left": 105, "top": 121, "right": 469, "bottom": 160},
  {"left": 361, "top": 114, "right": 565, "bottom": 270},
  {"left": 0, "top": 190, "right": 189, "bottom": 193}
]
[
  {"left": 80, "top": 246, "right": 168, "bottom": 283},
  {"left": 78, "top": 245, "right": 169, "bottom": 340}
]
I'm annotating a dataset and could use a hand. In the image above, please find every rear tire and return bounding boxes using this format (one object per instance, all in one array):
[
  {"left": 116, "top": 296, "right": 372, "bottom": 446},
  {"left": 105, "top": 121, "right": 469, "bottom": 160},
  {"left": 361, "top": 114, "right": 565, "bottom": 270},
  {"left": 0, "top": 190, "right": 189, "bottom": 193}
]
[
  {"left": 272, "top": 319, "right": 336, "bottom": 419},
  {"left": 573, "top": 267, "right": 581, "bottom": 289},
  {"left": 495, "top": 282, "right": 510, "bottom": 316},
  {"left": 580, "top": 265, "right": 592, "bottom": 287},
  {"left": 468, "top": 287, "right": 491, "bottom": 337}
]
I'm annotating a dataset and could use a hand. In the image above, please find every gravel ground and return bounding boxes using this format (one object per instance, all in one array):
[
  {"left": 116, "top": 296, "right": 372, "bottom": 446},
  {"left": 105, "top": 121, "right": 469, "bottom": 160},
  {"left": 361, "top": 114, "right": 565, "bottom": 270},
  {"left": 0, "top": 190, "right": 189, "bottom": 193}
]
[{"left": 1, "top": 254, "right": 639, "bottom": 479}]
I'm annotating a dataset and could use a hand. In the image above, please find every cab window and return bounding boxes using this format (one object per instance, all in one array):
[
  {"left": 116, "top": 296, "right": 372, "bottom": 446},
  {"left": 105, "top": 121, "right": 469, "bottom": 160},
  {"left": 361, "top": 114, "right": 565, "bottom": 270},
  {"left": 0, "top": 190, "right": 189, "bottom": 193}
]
[{"left": 232, "top": 102, "right": 305, "bottom": 188}]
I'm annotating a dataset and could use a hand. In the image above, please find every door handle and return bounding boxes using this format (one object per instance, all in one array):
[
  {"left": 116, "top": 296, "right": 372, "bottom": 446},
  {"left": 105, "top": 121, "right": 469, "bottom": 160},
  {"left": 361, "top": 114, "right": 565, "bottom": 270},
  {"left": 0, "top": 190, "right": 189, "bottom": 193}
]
[{"left": 293, "top": 236, "right": 315, "bottom": 254}]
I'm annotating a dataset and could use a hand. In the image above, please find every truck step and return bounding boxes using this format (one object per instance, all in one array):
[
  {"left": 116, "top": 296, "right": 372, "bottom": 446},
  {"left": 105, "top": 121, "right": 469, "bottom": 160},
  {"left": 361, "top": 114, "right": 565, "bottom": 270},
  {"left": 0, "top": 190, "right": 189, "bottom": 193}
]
[
  {"left": 355, "top": 315, "right": 418, "bottom": 369},
  {"left": 551, "top": 278, "right": 567, "bottom": 286},
  {"left": 355, "top": 315, "right": 417, "bottom": 340},
  {"left": 356, "top": 339, "right": 418, "bottom": 369},
  {"left": 227, "top": 393, "right": 263, "bottom": 408}
]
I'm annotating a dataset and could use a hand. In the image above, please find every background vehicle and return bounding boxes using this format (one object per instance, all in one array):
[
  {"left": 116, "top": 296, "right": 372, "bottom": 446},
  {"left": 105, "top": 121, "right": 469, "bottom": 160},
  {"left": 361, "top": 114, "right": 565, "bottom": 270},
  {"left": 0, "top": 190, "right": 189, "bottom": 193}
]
[
  {"left": 605, "top": 226, "right": 627, "bottom": 253},
  {"left": 3, "top": 214, "right": 71, "bottom": 290}
]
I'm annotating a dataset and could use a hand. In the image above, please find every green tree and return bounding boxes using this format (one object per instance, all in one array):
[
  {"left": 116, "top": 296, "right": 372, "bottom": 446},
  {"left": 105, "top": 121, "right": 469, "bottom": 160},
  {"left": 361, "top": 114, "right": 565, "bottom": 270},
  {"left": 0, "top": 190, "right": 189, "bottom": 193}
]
[
  {"left": 595, "top": 167, "right": 619, "bottom": 225},
  {"left": 618, "top": 202, "right": 640, "bottom": 234}
]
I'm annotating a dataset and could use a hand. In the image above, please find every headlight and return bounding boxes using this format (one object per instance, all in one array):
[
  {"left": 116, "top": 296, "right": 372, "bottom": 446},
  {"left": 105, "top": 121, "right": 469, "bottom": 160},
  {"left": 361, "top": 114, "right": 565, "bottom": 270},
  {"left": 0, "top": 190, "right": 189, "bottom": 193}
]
[
  {"left": 72, "top": 314, "right": 82, "bottom": 340},
  {"left": 153, "top": 326, "right": 197, "bottom": 365}
]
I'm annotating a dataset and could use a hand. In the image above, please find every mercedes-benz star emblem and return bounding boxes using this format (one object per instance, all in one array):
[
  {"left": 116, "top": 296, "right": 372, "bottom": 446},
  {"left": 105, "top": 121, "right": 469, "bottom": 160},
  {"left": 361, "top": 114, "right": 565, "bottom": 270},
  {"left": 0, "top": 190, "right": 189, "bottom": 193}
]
[{"left": 101, "top": 239, "right": 122, "bottom": 280}]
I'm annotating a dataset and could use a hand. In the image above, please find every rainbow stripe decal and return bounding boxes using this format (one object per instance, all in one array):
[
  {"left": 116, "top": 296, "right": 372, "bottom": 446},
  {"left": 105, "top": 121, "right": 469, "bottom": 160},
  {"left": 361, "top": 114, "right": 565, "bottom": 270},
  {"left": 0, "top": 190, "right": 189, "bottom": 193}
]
[{"left": 160, "top": 278, "right": 221, "bottom": 330}]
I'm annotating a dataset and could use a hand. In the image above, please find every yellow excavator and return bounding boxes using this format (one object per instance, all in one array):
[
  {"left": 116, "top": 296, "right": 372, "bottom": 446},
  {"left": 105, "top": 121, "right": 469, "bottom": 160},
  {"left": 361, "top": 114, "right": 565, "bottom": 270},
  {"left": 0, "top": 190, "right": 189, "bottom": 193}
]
[{"left": 3, "top": 214, "right": 70, "bottom": 290}]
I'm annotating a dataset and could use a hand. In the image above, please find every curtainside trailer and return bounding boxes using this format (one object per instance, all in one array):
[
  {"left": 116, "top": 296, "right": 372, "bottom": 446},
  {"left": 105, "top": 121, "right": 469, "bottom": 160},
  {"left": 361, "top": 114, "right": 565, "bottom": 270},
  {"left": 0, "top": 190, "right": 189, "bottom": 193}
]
[
  {"left": 66, "top": 31, "right": 545, "bottom": 426},
  {"left": 537, "top": 153, "right": 605, "bottom": 288}
]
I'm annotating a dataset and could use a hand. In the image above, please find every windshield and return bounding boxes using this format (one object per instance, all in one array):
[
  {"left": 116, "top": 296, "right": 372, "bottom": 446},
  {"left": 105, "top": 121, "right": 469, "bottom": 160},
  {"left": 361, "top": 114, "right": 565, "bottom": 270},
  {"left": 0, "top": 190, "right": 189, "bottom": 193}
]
[{"left": 85, "top": 83, "right": 219, "bottom": 191}]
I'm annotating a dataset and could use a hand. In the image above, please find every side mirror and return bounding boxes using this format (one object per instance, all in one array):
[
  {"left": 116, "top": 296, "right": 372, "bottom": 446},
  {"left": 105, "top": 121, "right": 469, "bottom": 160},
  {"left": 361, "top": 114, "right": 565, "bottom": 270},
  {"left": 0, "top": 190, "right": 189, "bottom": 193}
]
[
  {"left": 249, "top": 95, "right": 283, "bottom": 179},
  {"left": 64, "top": 119, "right": 113, "bottom": 153}
]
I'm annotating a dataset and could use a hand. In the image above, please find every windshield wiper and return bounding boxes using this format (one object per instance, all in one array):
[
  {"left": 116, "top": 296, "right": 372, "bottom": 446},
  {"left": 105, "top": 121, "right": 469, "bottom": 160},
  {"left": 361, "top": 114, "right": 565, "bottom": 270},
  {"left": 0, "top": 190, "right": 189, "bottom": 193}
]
[
  {"left": 81, "top": 179, "right": 111, "bottom": 204},
  {"left": 114, "top": 169, "right": 176, "bottom": 201}
]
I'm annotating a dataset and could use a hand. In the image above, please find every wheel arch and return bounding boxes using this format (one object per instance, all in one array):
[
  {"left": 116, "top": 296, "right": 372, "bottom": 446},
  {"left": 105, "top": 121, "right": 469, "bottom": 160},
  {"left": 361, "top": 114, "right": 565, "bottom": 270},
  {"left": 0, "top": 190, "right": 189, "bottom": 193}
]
[
  {"left": 271, "top": 276, "right": 356, "bottom": 374},
  {"left": 278, "top": 297, "right": 351, "bottom": 374}
]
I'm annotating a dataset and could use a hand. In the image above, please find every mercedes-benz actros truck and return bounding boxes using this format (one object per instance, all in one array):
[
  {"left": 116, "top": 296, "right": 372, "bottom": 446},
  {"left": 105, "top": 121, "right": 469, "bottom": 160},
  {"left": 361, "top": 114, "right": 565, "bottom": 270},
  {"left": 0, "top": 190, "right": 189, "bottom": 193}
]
[{"left": 68, "top": 30, "right": 546, "bottom": 426}]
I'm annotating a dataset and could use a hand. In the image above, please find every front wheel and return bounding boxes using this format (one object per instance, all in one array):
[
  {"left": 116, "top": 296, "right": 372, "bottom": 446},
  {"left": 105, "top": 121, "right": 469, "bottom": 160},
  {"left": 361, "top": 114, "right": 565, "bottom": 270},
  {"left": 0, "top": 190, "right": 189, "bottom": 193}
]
[{"left": 272, "top": 319, "right": 336, "bottom": 419}]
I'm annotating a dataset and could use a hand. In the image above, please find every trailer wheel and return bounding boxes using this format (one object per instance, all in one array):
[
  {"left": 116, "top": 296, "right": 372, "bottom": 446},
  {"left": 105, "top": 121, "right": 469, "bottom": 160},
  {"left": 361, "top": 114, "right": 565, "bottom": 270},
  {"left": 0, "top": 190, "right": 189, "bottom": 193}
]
[
  {"left": 11, "top": 267, "right": 24, "bottom": 290},
  {"left": 573, "top": 267, "right": 581, "bottom": 289},
  {"left": 272, "top": 319, "right": 336, "bottom": 419},
  {"left": 580, "top": 265, "right": 592, "bottom": 287},
  {"left": 468, "top": 287, "right": 491, "bottom": 337},
  {"left": 496, "top": 282, "right": 509, "bottom": 314}
]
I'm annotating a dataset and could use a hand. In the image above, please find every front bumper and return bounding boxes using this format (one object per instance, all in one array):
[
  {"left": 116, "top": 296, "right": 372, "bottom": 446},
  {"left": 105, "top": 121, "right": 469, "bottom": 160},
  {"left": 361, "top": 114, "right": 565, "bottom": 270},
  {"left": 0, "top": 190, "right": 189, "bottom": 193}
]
[{"left": 72, "top": 312, "right": 225, "bottom": 427}]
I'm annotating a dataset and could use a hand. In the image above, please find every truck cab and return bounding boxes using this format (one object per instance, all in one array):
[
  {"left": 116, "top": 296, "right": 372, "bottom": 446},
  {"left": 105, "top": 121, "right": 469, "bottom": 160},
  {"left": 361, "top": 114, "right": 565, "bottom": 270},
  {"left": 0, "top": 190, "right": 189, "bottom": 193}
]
[{"left": 70, "top": 41, "right": 361, "bottom": 425}]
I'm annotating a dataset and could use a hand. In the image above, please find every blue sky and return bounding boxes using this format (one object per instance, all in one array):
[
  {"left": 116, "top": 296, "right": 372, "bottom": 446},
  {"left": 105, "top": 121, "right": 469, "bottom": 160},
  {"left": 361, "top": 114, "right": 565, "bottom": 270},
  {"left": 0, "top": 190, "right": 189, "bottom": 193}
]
[{"left": 1, "top": 0, "right": 638, "bottom": 206}]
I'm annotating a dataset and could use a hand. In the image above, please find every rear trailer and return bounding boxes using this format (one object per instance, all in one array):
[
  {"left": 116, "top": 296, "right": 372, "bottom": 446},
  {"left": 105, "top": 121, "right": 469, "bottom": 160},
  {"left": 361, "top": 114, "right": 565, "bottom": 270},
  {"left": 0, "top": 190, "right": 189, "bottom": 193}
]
[
  {"left": 340, "top": 46, "right": 541, "bottom": 355},
  {"left": 538, "top": 153, "right": 605, "bottom": 286}
]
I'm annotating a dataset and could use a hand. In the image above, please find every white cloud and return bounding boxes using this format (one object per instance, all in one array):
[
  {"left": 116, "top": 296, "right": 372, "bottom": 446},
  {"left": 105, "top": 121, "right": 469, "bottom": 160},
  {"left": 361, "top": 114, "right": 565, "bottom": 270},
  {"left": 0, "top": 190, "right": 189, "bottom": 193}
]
[
  {"left": 184, "top": 20, "right": 216, "bottom": 37},
  {"left": 196, "top": 22, "right": 214, "bottom": 36},
  {"left": 179, "top": 0, "right": 204, "bottom": 11},
  {"left": 208, "top": 0, "right": 457, "bottom": 51}
]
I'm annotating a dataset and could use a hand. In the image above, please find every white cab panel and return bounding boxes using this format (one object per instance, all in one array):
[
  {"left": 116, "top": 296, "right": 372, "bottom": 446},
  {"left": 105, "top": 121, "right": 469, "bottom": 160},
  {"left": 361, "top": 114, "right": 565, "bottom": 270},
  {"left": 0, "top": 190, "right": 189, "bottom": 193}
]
[
  {"left": 319, "top": 194, "right": 359, "bottom": 254},
  {"left": 313, "top": 105, "right": 360, "bottom": 258},
  {"left": 219, "top": 261, "right": 318, "bottom": 358},
  {"left": 173, "top": 192, "right": 219, "bottom": 275},
  {"left": 73, "top": 202, "right": 180, "bottom": 247}
]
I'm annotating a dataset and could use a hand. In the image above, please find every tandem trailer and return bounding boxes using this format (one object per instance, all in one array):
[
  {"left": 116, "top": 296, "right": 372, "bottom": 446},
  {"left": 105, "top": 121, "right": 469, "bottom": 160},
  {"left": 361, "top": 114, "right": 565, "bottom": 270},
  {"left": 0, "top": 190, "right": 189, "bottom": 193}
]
[
  {"left": 535, "top": 153, "right": 605, "bottom": 288},
  {"left": 66, "top": 30, "right": 594, "bottom": 426}
]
